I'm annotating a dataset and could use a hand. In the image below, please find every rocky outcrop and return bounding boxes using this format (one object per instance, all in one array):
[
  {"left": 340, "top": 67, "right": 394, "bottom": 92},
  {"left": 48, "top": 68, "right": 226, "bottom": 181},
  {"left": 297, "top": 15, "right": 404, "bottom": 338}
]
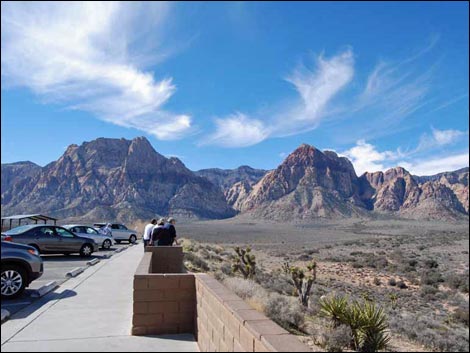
[
  {"left": 196, "top": 166, "right": 267, "bottom": 192},
  {"left": 239, "top": 145, "right": 368, "bottom": 219},
  {"left": 1, "top": 137, "right": 235, "bottom": 222}
]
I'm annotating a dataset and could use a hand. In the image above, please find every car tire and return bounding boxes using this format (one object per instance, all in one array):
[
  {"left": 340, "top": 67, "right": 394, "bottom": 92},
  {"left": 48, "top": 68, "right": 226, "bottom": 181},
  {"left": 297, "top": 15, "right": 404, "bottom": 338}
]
[
  {"left": 129, "top": 235, "right": 137, "bottom": 244},
  {"left": 102, "top": 239, "right": 112, "bottom": 250},
  {"left": 79, "top": 244, "right": 93, "bottom": 257},
  {"left": 1, "top": 264, "right": 27, "bottom": 299}
]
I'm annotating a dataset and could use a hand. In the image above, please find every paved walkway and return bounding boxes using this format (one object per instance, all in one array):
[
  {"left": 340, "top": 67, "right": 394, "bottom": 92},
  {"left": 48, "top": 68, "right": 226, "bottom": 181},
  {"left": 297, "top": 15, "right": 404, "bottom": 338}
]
[{"left": 1, "top": 244, "right": 198, "bottom": 352}]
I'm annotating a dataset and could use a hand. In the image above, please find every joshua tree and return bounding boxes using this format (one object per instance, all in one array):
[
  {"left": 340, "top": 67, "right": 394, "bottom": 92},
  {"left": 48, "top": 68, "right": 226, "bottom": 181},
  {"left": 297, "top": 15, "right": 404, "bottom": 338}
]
[
  {"left": 289, "top": 261, "right": 317, "bottom": 307},
  {"left": 232, "top": 247, "right": 256, "bottom": 279}
]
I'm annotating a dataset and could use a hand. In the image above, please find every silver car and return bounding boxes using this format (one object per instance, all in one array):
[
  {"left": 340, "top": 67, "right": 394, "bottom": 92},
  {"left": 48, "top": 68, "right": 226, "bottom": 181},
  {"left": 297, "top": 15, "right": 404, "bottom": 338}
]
[
  {"left": 63, "top": 224, "right": 114, "bottom": 250},
  {"left": 3, "top": 225, "right": 98, "bottom": 257},
  {"left": 93, "top": 223, "right": 139, "bottom": 244},
  {"left": 1, "top": 241, "right": 44, "bottom": 299}
]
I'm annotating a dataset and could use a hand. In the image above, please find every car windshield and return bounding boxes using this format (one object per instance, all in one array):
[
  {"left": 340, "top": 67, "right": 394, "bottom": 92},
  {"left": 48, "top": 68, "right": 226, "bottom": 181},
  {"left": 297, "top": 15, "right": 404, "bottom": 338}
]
[{"left": 4, "top": 225, "right": 37, "bottom": 235}]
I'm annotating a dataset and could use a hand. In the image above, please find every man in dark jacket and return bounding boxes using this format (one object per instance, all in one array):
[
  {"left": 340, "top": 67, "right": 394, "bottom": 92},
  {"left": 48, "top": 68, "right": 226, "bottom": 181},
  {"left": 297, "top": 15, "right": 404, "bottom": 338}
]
[
  {"left": 165, "top": 217, "right": 178, "bottom": 246},
  {"left": 152, "top": 218, "right": 175, "bottom": 246}
]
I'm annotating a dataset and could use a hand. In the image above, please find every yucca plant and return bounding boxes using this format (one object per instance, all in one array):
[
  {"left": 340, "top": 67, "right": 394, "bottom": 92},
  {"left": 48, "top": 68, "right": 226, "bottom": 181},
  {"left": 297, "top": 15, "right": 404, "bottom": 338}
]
[
  {"left": 357, "top": 301, "right": 391, "bottom": 352},
  {"left": 319, "top": 294, "right": 349, "bottom": 328},
  {"left": 320, "top": 294, "right": 391, "bottom": 352}
]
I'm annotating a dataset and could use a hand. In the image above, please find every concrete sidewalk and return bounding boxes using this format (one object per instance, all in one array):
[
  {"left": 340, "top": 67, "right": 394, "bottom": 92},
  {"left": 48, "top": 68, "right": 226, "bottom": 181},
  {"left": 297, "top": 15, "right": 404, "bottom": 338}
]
[{"left": 1, "top": 245, "right": 198, "bottom": 352}]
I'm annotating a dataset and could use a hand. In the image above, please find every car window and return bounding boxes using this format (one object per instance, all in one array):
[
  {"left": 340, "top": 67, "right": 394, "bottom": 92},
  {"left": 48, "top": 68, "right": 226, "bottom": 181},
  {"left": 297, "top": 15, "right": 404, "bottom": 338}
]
[
  {"left": 118, "top": 225, "right": 127, "bottom": 230},
  {"left": 35, "top": 227, "right": 55, "bottom": 236},
  {"left": 111, "top": 224, "right": 119, "bottom": 230},
  {"left": 86, "top": 227, "right": 98, "bottom": 235},
  {"left": 71, "top": 226, "right": 83, "bottom": 233},
  {"left": 55, "top": 227, "right": 75, "bottom": 238}
]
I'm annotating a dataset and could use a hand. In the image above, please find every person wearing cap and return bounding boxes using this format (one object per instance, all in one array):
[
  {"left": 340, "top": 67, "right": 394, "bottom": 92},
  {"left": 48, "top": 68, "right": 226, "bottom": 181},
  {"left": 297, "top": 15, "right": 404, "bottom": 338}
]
[{"left": 164, "top": 217, "right": 178, "bottom": 246}]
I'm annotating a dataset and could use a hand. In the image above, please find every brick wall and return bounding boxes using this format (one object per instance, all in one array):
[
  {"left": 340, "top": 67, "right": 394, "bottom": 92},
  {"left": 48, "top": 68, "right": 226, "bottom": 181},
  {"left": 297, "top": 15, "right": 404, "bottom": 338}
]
[
  {"left": 144, "top": 246, "right": 184, "bottom": 273},
  {"left": 195, "top": 274, "right": 311, "bottom": 352},
  {"left": 132, "top": 252, "right": 196, "bottom": 335},
  {"left": 132, "top": 250, "right": 312, "bottom": 352}
]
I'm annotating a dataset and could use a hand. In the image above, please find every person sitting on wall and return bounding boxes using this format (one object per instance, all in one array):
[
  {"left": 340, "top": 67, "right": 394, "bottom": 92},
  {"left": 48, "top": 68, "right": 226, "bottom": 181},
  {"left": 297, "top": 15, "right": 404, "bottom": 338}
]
[
  {"left": 164, "top": 217, "right": 179, "bottom": 246},
  {"left": 143, "top": 218, "right": 157, "bottom": 248}
]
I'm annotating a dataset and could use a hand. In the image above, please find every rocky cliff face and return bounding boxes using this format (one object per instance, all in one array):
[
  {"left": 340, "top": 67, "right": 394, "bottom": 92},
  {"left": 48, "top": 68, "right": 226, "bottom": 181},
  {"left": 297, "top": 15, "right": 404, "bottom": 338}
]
[
  {"left": 2, "top": 140, "right": 468, "bottom": 222},
  {"left": 239, "top": 145, "right": 368, "bottom": 219},
  {"left": 1, "top": 137, "right": 235, "bottom": 222}
]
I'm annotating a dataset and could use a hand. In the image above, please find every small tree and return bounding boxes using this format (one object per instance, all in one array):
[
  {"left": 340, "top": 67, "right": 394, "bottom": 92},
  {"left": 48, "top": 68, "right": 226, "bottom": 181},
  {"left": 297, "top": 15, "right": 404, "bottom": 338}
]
[
  {"left": 290, "top": 261, "right": 317, "bottom": 307},
  {"left": 232, "top": 247, "right": 256, "bottom": 279}
]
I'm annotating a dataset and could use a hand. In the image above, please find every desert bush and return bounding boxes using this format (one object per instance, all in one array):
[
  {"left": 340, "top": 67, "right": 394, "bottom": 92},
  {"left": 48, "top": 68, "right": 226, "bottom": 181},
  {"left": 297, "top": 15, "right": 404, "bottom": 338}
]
[
  {"left": 388, "top": 278, "right": 397, "bottom": 286},
  {"left": 420, "top": 285, "right": 438, "bottom": 299},
  {"left": 255, "top": 271, "right": 292, "bottom": 295},
  {"left": 223, "top": 277, "right": 263, "bottom": 300},
  {"left": 396, "top": 281, "right": 408, "bottom": 289},
  {"left": 421, "top": 270, "right": 444, "bottom": 287},
  {"left": 264, "top": 294, "right": 305, "bottom": 331},
  {"left": 220, "top": 263, "right": 232, "bottom": 276},
  {"left": 321, "top": 325, "right": 352, "bottom": 352},
  {"left": 184, "top": 252, "right": 209, "bottom": 272},
  {"left": 424, "top": 258, "right": 439, "bottom": 269},
  {"left": 445, "top": 272, "right": 469, "bottom": 293},
  {"left": 453, "top": 303, "right": 469, "bottom": 327}
]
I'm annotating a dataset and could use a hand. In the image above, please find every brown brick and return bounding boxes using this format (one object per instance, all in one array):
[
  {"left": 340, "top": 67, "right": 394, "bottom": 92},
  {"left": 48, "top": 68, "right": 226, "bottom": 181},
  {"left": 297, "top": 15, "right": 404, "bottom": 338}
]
[
  {"left": 234, "top": 339, "right": 247, "bottom": 352},
  {"left": 224, "top": 327, "right": 235, "bottom": 352},
  {"left": 172, "top": 289, "right": 195, "bottom": 301},
  {"left": 240, "top": 324, "right": 255, "bottom": 352},
  {"left": 134, "top": 289, "right": 166, "bottom": 302},
  {"left": 132, "top": 314, "right": 163, "bottom": 326},
  {"left": 261, "top": 334, "right": 310, "bottom": 352},
  {"left": 148, "top": 301, "right": 179, "bottom": 314},
  {"left": 233, "top": 310, "right": 268, "bottom": 324},
  {"left": 134, "top": 278, "right": 148, "bottom": 290},
  {"left": 146, "top": 325, "right": 179, "bottom": 335},
  {"left": 224, "top": 300, "right": 252, "bottom": 313},
  {"left": 179, "top": 276, "right": 196, "bottom": 289},
  {"left": 164, "top": 312, "right": 193, "bottom": 325},
  {"left": 148, "top": 276, "right": 180, "bottom": 289},
  {"left": 224, "top": 309, "right": 241, "bottom": 341},
  {"left": 254, "top": 339, "right": 270, "bottom": 352},
  {"left": 133, "top": 302, "right": 148, "bottom": 314},
  {"left": 244, "top": 320, "right": 288, "bottom": 340},
  {"left": 131, "top": 326, "right": 147, "bottom": 335},
  {"left": 179, "top": 301, "right": 195, "bottom": 313}
]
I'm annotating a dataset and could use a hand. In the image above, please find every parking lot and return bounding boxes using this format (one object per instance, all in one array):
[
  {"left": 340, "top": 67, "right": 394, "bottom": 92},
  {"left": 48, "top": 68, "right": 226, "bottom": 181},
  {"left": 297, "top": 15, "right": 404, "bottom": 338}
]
[{"left": 2, "top": 241, "right": 140, "bottom": 317}]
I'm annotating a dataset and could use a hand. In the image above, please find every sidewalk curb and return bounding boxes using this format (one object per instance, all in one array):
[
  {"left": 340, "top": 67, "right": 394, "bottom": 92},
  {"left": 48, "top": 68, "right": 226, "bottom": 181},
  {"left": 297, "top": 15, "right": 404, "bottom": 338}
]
[
  {"left": 87, "top": 258, "right": 100, "bottom": 266},
  {"left": 1, "top": 309, "right": 10, "bottom": 323},
  {"left": 65, "top": 267, "right": 85, "bottom": 278},
  {"left": 31, "top": 281, "right": 59, "bottom": 298}
]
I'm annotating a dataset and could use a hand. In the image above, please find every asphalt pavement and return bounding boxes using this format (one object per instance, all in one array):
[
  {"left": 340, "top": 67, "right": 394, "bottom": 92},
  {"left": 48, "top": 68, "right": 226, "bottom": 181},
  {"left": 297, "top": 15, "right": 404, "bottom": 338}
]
[{"left": 1, "top": 242, "right": 133, "bottom": 317}]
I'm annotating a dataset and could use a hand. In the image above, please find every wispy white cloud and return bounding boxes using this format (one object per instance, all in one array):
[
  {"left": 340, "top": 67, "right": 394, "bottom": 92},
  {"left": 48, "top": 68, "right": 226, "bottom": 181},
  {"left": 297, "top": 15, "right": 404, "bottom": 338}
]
[
  {"left": 340, "top": 140, "right": 403, "bottom": 175},
  {"left": 1, "top": 1, "right": 192, "bottom": 140},
  {"left": 341, "top": 137, "right": 469, "bottom": 176},
  {"left": 205, "top": 49, "right": 354, "bottom": 147},
  {"left": 416, "top": 127, "right": 468, "bottom": 152}
]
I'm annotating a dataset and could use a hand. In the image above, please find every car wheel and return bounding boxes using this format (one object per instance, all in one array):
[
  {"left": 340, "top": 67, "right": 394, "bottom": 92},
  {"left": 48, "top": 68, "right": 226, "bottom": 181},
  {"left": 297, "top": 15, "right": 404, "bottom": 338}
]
[
  {"left": 1, "top": 264, "right": 27, "bottom": 299},
  {"left": 129, "top": 235, "right": 137, "bottom": 244},
  {"left": 79, "top": 244, "right": 93, "bottom": 257},
  {"left": 102, "top": 239, "right": 112, "bottom": 250}
]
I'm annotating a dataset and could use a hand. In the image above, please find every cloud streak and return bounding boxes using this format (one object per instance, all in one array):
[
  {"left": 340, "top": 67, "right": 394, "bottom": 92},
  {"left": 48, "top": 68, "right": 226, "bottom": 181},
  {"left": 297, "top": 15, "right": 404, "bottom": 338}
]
[
  {"left": 205, "top": 49, "right": 354, "bottom": 147},
  {"left": 1, "top": 1, "right": 192, "bottom": 140}
]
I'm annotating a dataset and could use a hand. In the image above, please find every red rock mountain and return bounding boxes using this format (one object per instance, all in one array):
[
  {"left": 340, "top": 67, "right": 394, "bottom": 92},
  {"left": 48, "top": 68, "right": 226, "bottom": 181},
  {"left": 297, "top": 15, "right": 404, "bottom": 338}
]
[{"left": 1, "top": 137, "right": 235, "bottom": 222}]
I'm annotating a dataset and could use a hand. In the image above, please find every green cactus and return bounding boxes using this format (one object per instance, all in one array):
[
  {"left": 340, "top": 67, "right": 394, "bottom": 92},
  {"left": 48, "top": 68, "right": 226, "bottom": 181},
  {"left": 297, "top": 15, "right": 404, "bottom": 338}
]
[
  {"left": 231, "top": 247, "right": 256, "bottom": 279},
  {"left": 289, "top": 261, "right": 317, "bottom": 307}
]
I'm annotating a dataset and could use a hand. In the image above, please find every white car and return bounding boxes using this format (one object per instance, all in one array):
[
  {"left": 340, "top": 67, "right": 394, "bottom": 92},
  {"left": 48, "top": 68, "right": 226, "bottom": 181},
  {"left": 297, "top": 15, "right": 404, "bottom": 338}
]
[
  {"left": 63, "top": 224, "right": 114, "bottom": 250},
  {"left": 93, "top": 223, "right": 139, "bottom": 244}
]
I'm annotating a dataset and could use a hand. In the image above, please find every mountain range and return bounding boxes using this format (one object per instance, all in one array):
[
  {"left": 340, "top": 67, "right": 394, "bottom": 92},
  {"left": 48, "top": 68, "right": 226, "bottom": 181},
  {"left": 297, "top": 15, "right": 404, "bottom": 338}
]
[{"left": 1, "top": 137, "right": 468, "bottom": 223}]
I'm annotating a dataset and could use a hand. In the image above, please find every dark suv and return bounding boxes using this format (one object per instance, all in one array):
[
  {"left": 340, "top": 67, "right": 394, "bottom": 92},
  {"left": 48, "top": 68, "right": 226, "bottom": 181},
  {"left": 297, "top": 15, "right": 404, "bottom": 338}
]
[
  {"left": 3, "top": 225, "right": 98, "bottom": 257},
  {"left": 1, "top": 241, "right": 44, "bottom": 299}
]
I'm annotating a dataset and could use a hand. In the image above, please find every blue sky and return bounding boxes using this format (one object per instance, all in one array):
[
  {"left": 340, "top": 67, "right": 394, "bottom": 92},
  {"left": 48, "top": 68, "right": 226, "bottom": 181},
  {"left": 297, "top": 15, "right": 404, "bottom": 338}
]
[{"left": 1, "top": 1, "right": 468, "bottom": 175}]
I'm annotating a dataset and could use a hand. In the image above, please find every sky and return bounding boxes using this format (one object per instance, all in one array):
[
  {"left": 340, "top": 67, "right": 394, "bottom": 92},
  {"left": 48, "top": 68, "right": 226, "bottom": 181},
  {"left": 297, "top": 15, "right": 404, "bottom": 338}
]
[{"left": 1, "top": 1, "right": 469, "bottom": 176}]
